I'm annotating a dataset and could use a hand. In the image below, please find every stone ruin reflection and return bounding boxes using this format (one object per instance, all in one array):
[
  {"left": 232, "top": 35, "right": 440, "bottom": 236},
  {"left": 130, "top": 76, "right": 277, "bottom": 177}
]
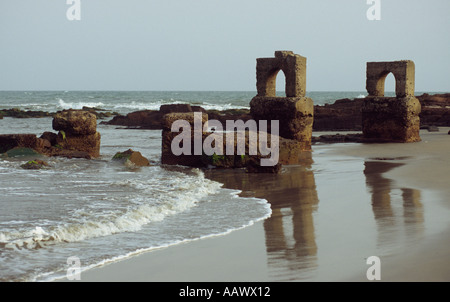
[
  {"left": 204, "top": 152, "right": 320, "bottom": 280},
  {"left": 364, "top": 161, "right": 424, "bottom": 248}
]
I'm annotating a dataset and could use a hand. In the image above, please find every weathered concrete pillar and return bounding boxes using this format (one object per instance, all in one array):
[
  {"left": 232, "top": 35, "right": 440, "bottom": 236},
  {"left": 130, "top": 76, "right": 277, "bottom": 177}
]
[
  {"left": 362, "top": 60, "right": 421, "bottom": 143},
  {"left": 250, "top": 51, "right": 313, "bottom": 151},
  {"left": 161, "top": 112, "right": 208, "bottom": 167},
  {"left": 52, "top": 110, "right": 101, "bottom": 157}
]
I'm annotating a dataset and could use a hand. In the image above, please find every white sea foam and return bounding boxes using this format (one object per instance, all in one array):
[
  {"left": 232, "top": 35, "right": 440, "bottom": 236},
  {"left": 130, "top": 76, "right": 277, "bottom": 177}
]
[
  {"left": 58, "top": 99, "right": 106, "bottom": 110},
  {"left": 1, "top": 169, "right": 223, "bottom": 250}
]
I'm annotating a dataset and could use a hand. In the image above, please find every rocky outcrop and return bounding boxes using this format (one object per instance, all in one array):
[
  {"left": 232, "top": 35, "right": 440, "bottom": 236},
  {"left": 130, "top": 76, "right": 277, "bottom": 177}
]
[
  {"left": 312, "top": 93, "right": 450, "bottom": 132},
  {"left": 0, "top": 107, "right": 118, "bottom": 119},
  {"left": 312, "top": 133, "right": 364, "bottom": 144},
  {"left": 0, "top": 134, "right": 50, "bottom": 154},
  {"left": 103, "top": 110, "right": 164, "bottom": 129},
  {"left": 101, "top": 104, "right": 250, "bottom": 130},
  {"left": 0, "top": 110, "right": 101, "bottom": 159},
  {"left": 313, "top": 98, "right": 363, "bottom": 131},
  {"left": 416, "top": 93, "right": 450, "bottom": 127},
  {"left": 161, "top": 112, "right": 308, "bottom": 173},
  {"left": 0, "top": 108, "right": 53, "bottom": 118},
  {"left": 113, "top": 149, "right": 150, "bottom": 167}
]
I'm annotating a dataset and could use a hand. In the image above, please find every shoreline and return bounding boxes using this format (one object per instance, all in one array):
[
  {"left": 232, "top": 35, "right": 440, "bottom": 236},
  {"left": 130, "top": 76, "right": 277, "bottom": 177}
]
[{"left": 63, "top": 128, "right": 450, "bottom": 282}]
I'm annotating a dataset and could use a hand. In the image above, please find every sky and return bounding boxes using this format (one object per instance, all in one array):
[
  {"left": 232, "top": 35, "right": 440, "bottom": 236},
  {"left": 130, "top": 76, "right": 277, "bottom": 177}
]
[{"left": 0, "top": 0, "right": 449, "bottom": 92}]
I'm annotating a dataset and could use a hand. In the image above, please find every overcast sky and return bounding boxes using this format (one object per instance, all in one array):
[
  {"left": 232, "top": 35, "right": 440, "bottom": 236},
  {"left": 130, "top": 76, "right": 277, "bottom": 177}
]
[{"left": 1, "top": 0, "right": 449, "bottom": 92}]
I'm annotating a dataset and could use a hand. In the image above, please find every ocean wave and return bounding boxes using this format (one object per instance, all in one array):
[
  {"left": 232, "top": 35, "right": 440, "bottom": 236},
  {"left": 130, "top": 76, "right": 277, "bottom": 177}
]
[
  {"left": 58, "top": 99, "right": 106, "bottom": 110},
  {"left": 0, "top": 169, "right": 222, "bottom": 250}
]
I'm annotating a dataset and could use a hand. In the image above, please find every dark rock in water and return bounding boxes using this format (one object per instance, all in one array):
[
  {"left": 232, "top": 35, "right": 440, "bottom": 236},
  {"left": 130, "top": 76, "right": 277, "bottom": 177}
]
[
  {"left": 53, "top": 109, "right": 97, "bottom": 136},
  {"left": 0, "top": 108, "right": 53, "bottom": 118},
  {"left": 113, "top": 149, "right": 150, "bottom": 167},
  {"left": 313, "top": 98, "right": 363, "bottom": 131},
  {"left": 159, "top": 104, "right": 193, "bottom": 114},
  {"left": 416, "top": 93, "right": 450, "bottom": 127},
  {"left": 448, "top": 130, "right": 450, "bottom": 135},
  {"left": 101, "top": 106, "right": 251, "bottom": 130},
  {"left": 81, "top": 106, "right": 119, "bottom": 119},
  {"left": 40, "top": 132, "right": 58, "bottom": 146},
  {"left": 0, "top": 134, "right": 49, "bottom": 154},
  {"left": 1, "top": 110, "right": 101, "bottom": 159},
  {"left": 5, "top": 147, "right": 41, "bottom": 158},
  {"left": 312, "top": 93, "right": 450, "bottom": 132},
  {"left": 21, "top": 159, "right": 49, "bottom": 170},
  {"left": 426, "top": 125, "right": 439, "bottom": 132},
  {"left": 312, "top": 133, "right": 364, "bottom": 144},
  {"left": 102, "top": 110, "right": 163, "bottom": 129}
]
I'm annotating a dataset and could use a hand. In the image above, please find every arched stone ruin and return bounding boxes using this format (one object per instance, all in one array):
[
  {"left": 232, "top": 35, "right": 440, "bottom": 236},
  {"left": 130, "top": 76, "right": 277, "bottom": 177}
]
[
  {"left": 362, "top": 60, "right": 421, "bottom": 143},
  {"left": 250, "top": 51, "right": 313, "bottom": 150}
]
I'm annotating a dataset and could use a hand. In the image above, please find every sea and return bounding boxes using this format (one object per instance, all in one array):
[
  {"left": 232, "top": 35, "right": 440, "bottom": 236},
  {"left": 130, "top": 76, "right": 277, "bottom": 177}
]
[{"left": 0, "top": 90, "right": 430, "bottom": 282}]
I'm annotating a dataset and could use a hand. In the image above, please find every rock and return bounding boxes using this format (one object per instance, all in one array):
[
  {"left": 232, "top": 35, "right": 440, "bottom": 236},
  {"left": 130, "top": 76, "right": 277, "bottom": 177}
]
[
  {"left": 20, "top": 159, "right": 49, "bottom": 170},
  {"left": 161, "top": 112, "right": 306, "bottom": 173},
  {"left": 55, "top": 131, "right": 101, "bottom": 158},
  {"left": 112, "top": 149, "right": 150, "bottom": 167},
  {"left": 0, "top": 108, "right": 53, "bottom": 118},
  {"left": 6, "top": 147, "right": 41, "bottom": 158},
  {"left": 159, "top": 104, "right": 193, "bottom": 114},
  {"left": 312, "top": 133, "right": 364, "bottom": 144},
  {"left": 81, "top": 106, "right": 119, "bottom": 119},
  {"left": 53, "top": 110, "right": 97, "bottom": 135},
  {"left": 0, "top": 134, "right": 49, "bottom": 154},
  {"left": 426, "top": 125, "right": 439, "bottom": 132},
  {"left": 102, "top": 110, "right": 163, "bottom": 129},
  {"left": 448, "top": 130, "right": 450, "bottom": 135},
  {"left": 313, "top": 99, "right": 363, "bottom": 131},
  {"left": 40, "top": 132, "right": 58, "bottom": 146}
]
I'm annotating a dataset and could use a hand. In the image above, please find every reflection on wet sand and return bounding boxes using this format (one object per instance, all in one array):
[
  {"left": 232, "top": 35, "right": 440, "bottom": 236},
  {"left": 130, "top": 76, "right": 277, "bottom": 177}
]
[
  {"left": 205, "top": 152, "right": 319, "bottom": 280},
  {"left": 364, "top": 161, "right": 424, "bottom": 248}
]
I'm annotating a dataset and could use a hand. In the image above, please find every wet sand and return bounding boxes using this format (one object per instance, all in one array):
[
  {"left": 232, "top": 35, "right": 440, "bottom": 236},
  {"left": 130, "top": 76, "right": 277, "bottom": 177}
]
[{"left": 69, "top": 128, "right": 450, "bottom": 282}]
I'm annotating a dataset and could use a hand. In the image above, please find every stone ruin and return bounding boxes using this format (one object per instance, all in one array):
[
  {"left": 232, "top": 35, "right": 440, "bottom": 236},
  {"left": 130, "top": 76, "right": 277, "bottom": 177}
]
[
  {"left": 250, "top": 51, "right": 314, "bottom": 150},
  {"left": 362, "top": 60, "right": 421, "bottom": 142},
  {"left": 0, "top": 110, "right": 101, "bottom": 159},
  {"left": 160, "top": 51, "right": 312, "bottom": 172}
]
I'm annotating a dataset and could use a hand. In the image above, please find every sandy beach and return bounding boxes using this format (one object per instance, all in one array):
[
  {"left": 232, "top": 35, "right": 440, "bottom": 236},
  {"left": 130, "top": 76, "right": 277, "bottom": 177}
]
[{"left": 61, "top": 128, "right": 450, "bottom": 282}]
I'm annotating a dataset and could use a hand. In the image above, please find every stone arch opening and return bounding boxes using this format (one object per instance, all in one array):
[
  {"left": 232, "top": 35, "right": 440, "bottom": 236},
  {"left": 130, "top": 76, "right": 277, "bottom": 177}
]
[
  {"left": 384, "top": 72, "right": 396, "bottom": 96},
  {"left": 375, "top": 71, "right": 397, "bottom": 97},
  {"left": 275, "top": 69, "right": 287, "bottom": 97}
]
